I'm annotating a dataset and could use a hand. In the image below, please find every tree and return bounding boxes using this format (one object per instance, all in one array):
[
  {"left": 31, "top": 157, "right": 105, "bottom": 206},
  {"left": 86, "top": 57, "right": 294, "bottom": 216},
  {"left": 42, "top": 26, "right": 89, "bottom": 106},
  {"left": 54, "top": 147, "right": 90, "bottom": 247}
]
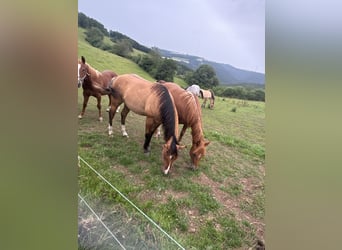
[
  {"left": 138, "top": 55, "right": 155, "bottom": 73},
  {"left": 154, "top": 58, "right": 177, "bottom": 82},
  {"left": 112, "top": 39, "right": 133, "bottom": 58},
  {"left": 78, "top": 12, "right": 89, "bottom": 28},
  {"left": 188, "top": 64, "right": 219, "bottom": 88},
  {"left": 85, "top": 27, "right": 104, "bottom": 48},
  {"left": 78, "top": 12, "right": 109, "bottom": 36}
]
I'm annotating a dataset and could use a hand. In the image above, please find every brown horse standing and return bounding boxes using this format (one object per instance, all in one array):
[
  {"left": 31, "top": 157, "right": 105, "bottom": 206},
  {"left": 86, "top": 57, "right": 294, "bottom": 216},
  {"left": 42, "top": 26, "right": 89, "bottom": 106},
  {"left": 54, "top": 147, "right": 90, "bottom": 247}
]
[
  {"left": 107, "top": 74, "right": 184, "bottom": 175},
  {"left": 158, "top": 81, "right": 210, "bottom": 169},
  {"left": 78, "top": 56, "right": 117, "bottom": 121},
  {"left": 200, "top": 89, "right": 215, "bottom": 109}
]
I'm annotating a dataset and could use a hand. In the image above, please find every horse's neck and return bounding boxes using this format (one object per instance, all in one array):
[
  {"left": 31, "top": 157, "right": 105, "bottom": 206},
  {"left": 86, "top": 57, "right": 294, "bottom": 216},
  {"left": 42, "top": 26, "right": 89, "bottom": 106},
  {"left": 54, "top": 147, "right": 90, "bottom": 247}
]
[
  {"left": 189, "top": 93, "right": 204, "bottom": 143},
  {"left": 191, "top": 120, "right": 204, "bottom": 144},
  {"left": 88, "top": 65, "right": 101, "bottom": 81}
]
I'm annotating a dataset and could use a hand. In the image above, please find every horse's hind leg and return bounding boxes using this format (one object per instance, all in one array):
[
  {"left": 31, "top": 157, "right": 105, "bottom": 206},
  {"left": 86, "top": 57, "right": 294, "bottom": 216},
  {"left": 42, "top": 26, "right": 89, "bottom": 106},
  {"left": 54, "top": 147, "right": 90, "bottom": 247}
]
[
  {"left": 106, "top": 94, "right": 120, "bottom": 113},
  {"left": 108, "top": 99, "right": 120, "bottom": 136},
  {"left": 78, "top": 93, "right": 89, "bottom": 119},
  {"left": 96, "top": 95, "right": 103, "bottom": 122},
  {"left": 120, "top": 105, "right": 130, "bottom": 137}
]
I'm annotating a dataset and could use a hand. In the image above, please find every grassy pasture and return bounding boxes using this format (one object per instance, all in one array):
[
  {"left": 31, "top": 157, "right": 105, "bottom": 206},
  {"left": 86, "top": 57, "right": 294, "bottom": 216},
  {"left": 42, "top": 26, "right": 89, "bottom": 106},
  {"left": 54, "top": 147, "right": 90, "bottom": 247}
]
[{"left": 78, "top": 29, "right": 265, "bottom": 249}]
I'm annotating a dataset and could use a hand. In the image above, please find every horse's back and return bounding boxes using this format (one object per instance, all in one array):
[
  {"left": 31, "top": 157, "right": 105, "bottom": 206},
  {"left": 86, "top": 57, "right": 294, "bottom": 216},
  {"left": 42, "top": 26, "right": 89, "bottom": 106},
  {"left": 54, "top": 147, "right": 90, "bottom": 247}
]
[
  {"left": 111, "top": 74, "right": 161, "bottom": 116},
  {"left": 201, "top": 89, "right": 212, "bottom": 99}
]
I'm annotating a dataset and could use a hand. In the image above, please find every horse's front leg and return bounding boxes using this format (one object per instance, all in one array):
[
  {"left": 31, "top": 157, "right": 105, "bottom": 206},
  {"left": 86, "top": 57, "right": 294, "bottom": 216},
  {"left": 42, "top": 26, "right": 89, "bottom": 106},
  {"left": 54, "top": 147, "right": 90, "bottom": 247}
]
[
  {"left": 78, "top": 93, "right": 89, "bottom": 119},
  {"left": 143, "top": 117, "right": 160, "bottom": 155},
  {"left": 120, "top": 105, "right": 130, "bottom": 137},
  {"left": 178, "top": 125, "right": 188, "bottom": 142},
  {"left": 95, "top": 94, "right": 103, "bottom": 122},
  {"left": 154, "top": 125, "right": 161, "bottom": 138}
]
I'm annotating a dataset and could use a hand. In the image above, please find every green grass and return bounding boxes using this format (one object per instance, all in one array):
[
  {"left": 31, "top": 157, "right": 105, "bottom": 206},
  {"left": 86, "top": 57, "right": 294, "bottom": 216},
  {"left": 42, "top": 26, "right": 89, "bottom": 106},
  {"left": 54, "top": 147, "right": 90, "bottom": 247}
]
[{"left": 78, "top": 28, "right": 265, "bottom": 249}]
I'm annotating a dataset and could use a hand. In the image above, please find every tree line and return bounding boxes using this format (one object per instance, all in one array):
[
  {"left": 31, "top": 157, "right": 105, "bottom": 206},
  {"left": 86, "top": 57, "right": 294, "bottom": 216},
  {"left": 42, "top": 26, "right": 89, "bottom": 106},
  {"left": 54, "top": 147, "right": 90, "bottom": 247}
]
[
  {"left": 78, "top": 12, "right": 264, "bottom": 102},
  {"left": 213, "top": 86, "right": 265, "bottom": 101}
]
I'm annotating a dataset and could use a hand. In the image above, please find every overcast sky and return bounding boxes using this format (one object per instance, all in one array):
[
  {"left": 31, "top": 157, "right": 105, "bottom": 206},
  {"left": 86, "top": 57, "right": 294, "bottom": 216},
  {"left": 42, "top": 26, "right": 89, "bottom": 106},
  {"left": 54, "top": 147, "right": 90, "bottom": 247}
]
[{"left": 78, "top": 0, "right": 265, "bottom": 74}]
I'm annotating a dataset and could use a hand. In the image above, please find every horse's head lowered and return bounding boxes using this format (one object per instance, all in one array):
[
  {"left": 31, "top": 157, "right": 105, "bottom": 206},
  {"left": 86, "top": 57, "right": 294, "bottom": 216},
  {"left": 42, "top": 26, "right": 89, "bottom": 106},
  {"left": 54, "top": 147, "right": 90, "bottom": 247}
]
[
  {"left": 78, "top": 56, "right": 89, "bottom": 88},
  {"left": 162, "top": 137, "right": 185, "bottom": 175},
  {"left": 190, "top": 140, "right": 210, "bottom": 169}
]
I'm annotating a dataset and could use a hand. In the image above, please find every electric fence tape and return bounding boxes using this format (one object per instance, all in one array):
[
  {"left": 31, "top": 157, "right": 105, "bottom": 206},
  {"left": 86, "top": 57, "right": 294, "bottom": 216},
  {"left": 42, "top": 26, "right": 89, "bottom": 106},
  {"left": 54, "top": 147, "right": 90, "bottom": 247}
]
[
  {"left": 78, "top": 193, "right": 126, "bottom": 249},
  {"left": 78, "top": 155, "right": 186, "bottom": 250}
]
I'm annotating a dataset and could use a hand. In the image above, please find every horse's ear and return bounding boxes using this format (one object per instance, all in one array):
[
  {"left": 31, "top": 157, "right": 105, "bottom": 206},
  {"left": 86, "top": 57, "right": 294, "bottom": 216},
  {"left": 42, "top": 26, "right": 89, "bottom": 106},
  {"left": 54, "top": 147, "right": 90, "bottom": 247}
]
[
  {"left": 81, "top": 56, "right": 86, "bottom": 64},
  {"left": 204, "top": 140, "right": 210, "bottom": 147}
]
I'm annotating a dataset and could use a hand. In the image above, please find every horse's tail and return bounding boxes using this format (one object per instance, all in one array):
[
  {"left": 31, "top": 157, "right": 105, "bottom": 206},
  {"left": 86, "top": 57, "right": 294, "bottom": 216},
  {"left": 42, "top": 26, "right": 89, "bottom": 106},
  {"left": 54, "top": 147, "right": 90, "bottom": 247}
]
[
  {"left": 105, "top": 86, "right": 122, "bottom": 100},
  {"left": 199, "top": 90, "right": 204, "bottom": 99},
  {"left": 105, "top": 77, "right": 119, "bottom": 96}
]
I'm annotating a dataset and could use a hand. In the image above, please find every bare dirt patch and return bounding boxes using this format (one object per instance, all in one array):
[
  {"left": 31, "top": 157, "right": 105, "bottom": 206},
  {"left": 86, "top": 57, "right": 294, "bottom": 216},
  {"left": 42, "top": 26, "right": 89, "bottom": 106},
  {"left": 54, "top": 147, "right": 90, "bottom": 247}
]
[{"left": 193, "top": 172, "right": 265, "bottom": 242}]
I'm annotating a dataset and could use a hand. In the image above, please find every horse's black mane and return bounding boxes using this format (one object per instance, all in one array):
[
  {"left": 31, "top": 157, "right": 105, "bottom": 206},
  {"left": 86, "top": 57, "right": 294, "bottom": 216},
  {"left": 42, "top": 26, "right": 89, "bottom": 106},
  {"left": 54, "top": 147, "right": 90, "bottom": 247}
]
[{"left": 152, "top": 84, "right": 178, "bottom": 155}]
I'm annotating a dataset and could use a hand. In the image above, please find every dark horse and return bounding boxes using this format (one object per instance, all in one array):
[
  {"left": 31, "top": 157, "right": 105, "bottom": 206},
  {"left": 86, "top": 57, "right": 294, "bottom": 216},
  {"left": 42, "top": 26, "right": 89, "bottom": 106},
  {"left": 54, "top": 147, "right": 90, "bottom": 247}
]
[
  {"left": 78, "top": 56, "right": 118, "bottom": 121},
  {"left": 158, "top": 81, "right": 210, "bottom": 169},
  {"left": 107, "top": 74, "right": 184, "bottom": 175},
  {"left": 200, "top": 89, "right": 215, "bottom": 109}
]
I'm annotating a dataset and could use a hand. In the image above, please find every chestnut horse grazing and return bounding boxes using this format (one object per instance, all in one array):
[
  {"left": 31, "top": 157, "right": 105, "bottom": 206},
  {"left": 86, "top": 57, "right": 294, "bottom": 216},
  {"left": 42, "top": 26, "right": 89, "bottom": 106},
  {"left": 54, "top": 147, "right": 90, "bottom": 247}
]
[
  {"left": 159, "top": 81, "right": 210, "bottom": 169},
  {"left": 78, "top": 56, "right": 118, "bottom": 121},
  {"left": 107, "top": 74, "right": 184, "bottom": 174},
  {"left": 200, "top": 89, "right": 215, "bottom": 109}
]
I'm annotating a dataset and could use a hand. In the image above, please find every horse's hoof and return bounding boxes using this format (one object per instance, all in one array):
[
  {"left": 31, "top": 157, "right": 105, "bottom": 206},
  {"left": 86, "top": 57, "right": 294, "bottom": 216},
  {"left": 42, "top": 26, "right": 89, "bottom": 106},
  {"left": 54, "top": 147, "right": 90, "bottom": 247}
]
[
  {"left": 78, "top": 115, "right": 82, "bottom": 119},
  {"left": 122, "top": 133, "right": 129, "bottom": 137},
  {"left": 99, "top": 117, "right": 103, "bottom": 122},
  {"left": 190, "top": 164, "right": 197, "bottom": 171},
  {"left": 144, "top": 148, "right": 150, "bottom": 156},
  {"left": 162, "top": 167, "right": 171, "bottom": 175}
]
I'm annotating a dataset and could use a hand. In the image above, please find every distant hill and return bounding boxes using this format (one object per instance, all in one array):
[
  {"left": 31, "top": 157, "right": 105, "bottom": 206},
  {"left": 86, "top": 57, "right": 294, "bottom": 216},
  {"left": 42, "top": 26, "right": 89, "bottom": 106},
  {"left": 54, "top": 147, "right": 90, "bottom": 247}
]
[
  {"left": 159, "top": 49, "right": 265, "bottom": 85},
  {"left": 78, "top": 12, "right": 264, "bottom": 86}
]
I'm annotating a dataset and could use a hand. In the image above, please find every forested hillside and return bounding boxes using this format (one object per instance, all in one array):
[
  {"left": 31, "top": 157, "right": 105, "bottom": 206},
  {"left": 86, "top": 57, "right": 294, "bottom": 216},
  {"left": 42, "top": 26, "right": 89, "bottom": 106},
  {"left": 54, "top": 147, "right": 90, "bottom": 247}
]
[{"left": 78, "top": 12, "right": 265, "bottom": 101}]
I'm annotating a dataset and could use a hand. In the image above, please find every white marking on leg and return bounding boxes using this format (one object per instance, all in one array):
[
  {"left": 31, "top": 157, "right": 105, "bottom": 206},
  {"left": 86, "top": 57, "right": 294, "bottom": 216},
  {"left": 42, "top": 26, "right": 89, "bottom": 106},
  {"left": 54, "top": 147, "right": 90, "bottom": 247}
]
[
  {"left": 116, "top": 106, "right": 120, "bottom": 113},
  {"left": 78, "top": 114, "right": 82, "bottom": 119},
  {"left": 164, "top": 163, "right": 171, "bottom": 175},
  {"left": 108, "top": 125, "right": 113, "bottom": 136},
  {"left": 99, "top": 117, "right": 103, "bottom": 122},
  {"left": 121, "top": 125, "right": 128, "bottom": 137}
]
